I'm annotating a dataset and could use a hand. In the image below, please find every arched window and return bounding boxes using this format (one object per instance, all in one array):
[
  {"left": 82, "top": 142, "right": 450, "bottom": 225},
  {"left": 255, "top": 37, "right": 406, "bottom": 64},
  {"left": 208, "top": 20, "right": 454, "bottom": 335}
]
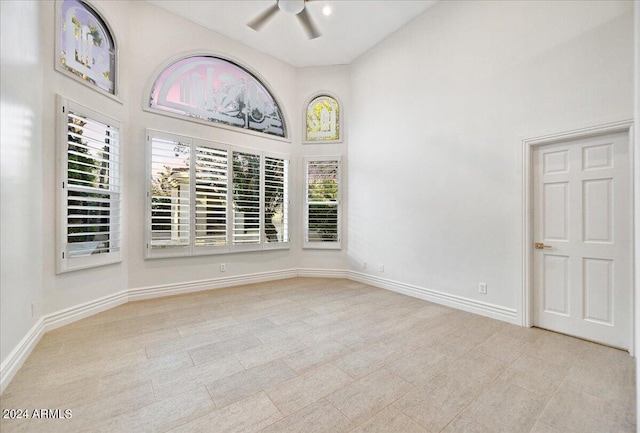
[
  {"left": 57, "top": 0, "right": 117, "bottom": 95},
  {"left": 149, "top": 56, "right": 286, "bottom": 138},
  {"left": 305, "top": 94, "right": 340, "bottom": 143}
]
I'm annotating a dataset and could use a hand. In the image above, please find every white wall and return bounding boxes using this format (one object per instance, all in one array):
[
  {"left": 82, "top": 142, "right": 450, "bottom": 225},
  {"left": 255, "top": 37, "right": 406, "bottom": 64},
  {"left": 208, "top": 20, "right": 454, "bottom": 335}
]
[
  {"left": 38, "top": 0, "right": 130, "bottom": 314},
  {"left": 34, "top": 0, "right": 315, "bottom": 313},
  {"left": 295, "top": 65, "right": 350, "bottom": 270},
  {"left": 2, "top": 0, "right": 314, "bottom": 384},
  {"left": 125, "top": 1, "right": 302, "bottom": 290},
  {"left": 0, "top": 1, "right": 45, "bottom": 364},
  {"left": 348, "top": 0, "right": 634, "bottom": 320}
]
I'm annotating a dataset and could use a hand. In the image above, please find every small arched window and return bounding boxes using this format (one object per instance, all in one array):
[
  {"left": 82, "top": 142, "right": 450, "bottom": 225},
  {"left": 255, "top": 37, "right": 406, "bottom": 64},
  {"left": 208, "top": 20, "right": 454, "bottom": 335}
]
[
  {"left": 57, "top": 0, "right": 117, "bottom": 95},
  {"left": 305, "top": 94, "right": 340, "bottom": 143},
  {"left": 149, "top": 56, "right": 286, "bottom": 138}
]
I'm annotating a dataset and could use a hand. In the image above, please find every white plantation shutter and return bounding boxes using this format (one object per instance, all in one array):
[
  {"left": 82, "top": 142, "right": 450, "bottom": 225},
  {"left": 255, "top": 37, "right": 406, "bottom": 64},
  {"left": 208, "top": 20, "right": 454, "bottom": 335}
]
[
  {"left": 304, "top": 157, "right": 341, "bottom": 249},
  {"left": 232, "top": 151, "right": 262, "bottom": 247},
  {"left": 149, "top": 134, "right": 191, "bottom": 251},
  {"left": 146, "top": 130, "right": 290, "bottom": 258},
  {"left": 195, "top": 145, "right": 228, "bottom": 249},
  {"left": 264, "top": 156, "right": 289, "bottom": 247},
  {"left": 58, "top": 97, "right": 122, "bottom": 272}
]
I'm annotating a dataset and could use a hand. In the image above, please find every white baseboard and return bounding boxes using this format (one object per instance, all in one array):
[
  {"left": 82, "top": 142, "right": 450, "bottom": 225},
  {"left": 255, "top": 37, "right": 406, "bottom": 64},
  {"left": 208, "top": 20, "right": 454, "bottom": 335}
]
[
  {"left": 296, "top": 269, "right": 518, "bottom": 323},
  {"left": 0, "top": 318, "right": 45, "bottom": 395},
  {"left": 347, "top": 271, "right": 519, "bottom": 324},
  {"left": 0, "top": 269, "right": 298, "bottom": 394},
  {"left": 128, "top": 269, "right": 299, "bottom": 301},
  {"left": 297, "top": 268, "right": 349, "bottom": 279},
  {"left": 44, "top": 291, "right": 129, "bottom": 333},
  {"left": 0, "top": 291, "right": 129, "bottom": 394},
  {"left": 1, "top": 268, "right": 518, "bottom": 394}
]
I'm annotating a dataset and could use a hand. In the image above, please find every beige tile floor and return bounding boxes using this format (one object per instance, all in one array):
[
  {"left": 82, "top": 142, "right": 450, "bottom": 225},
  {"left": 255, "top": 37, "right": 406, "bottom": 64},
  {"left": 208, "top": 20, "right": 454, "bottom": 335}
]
[{"left": 0, "top": 277, "right": 635, "bottom": 432}]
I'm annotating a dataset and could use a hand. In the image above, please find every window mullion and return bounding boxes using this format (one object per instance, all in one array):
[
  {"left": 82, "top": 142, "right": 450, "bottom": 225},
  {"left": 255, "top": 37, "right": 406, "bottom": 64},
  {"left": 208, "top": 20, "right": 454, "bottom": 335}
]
[
  {"left": 281, "top": 157, "right": 290, "bottom": 244},
  {"left": 226, "top": 152, "right": 233, "bottom": 251},
  {"left": 260, "top": 153, "right": 265, "bottom": 249},
  {"left": 189, "top": 139, "right": 196, "bottom": 256}
]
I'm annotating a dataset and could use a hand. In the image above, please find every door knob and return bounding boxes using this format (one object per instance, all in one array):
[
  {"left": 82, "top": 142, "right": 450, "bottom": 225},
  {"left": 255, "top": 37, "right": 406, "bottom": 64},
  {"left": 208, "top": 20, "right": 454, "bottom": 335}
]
[{"left": 534, "top": 242, "right": 552, "bottom": 250}]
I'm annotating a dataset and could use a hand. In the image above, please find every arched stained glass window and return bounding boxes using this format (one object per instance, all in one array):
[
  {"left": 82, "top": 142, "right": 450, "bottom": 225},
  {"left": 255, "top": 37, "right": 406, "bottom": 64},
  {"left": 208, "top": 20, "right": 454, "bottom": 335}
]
[
  {"left": 150, "top": 56, "right": 286, "bottom": 138},
  {"left": 58, "top": 0, "right": 116, "bottom": 95},
  {"left": 305, "top": 95, "right": 340, "bottom": 143}
]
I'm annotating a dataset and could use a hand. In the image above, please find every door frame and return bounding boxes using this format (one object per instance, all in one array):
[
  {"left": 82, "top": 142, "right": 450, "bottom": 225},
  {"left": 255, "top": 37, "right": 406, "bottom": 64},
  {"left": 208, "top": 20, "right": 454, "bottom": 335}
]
[{"left": 521, "top": 119, "right": 635, "bottom": 353}]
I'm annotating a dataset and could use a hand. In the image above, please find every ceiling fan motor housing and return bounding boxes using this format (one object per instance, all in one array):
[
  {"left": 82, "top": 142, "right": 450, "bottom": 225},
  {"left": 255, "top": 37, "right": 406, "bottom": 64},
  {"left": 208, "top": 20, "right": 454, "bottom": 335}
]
[{"left": 278, "top": 0, "right": 305, "bottom": 15}]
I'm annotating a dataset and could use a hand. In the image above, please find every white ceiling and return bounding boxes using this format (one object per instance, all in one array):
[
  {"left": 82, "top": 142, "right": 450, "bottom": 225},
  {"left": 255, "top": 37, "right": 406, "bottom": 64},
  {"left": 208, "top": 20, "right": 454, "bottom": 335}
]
[{"left": 145, "top": 0, "right": 437, "bottom": 67}]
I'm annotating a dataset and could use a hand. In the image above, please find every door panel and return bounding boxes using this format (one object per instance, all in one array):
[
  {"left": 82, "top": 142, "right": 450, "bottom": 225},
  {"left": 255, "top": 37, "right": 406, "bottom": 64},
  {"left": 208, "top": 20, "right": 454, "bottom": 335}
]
[
  {"left": 532, "top": 131, "right": 630, "bottom": 349},
  {"left": 543, "top": 254, "right": 569, "bottom": 315},
  {"left": 582, "top": 257, "right": 613, "bottom": 325},
  {"left": 583, "top": 178, "right": 612, "bottom": 243},
  {"left": 543, "top": 182, "right": 569, "bottom": 240}
]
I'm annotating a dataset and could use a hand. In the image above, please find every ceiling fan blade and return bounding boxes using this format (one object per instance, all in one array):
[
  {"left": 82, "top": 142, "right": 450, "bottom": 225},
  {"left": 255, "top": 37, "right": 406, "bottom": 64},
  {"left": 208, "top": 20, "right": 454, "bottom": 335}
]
[
  {"left": 248, "top": 3, "right": 279, "bottom": 31},
  {"left": 296, "top": 8, "right": 321, "bottom": 39}
]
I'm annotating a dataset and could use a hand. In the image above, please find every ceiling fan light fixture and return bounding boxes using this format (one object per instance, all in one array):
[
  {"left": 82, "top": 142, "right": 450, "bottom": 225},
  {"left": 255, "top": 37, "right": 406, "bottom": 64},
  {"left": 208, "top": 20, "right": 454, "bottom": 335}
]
[
  {"left": 249, "top": 0, "right": 322, "bottom": 40},
  {"left": 278, "top": 0, "right": 305, "bottom": 15}
]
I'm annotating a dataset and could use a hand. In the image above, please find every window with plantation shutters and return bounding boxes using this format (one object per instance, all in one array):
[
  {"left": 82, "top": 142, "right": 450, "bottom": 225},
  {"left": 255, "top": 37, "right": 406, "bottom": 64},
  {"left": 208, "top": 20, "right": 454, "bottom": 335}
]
[
  {"left": 58, "top": 97, "right": 122, "bottom": 272},
  {"left": 146, "top": 130, "right": 289, "bottom": 259},
  {"left": 264, "top": 156, "right": 289, "bottom": 247},
  {"left": 195, "top": 145, "right": 228, "bottom": 248},
  {"left": 149, "top": 134, "right": 190, "bottom": 252},
  {"left": 304, "top": 157, "right": 341, "bottom": 249},
  {"left": 232, "top": 151, "right": 262, "bottom": 247}
]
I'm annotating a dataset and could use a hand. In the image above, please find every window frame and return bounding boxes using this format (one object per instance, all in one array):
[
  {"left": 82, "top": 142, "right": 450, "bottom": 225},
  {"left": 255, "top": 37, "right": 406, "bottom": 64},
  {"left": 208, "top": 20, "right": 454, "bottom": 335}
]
[
  {"left": 54, "top": 0, "right": 121, "bottom": 102},
  {"left": 145, "top": 130, "right": 290, "bottom": 259},
  {"left": 57, "top": 95, "right": 123, "bottom": 273},
  {"left": 303, "top": 156, "right": 342, "bottom": 250}
]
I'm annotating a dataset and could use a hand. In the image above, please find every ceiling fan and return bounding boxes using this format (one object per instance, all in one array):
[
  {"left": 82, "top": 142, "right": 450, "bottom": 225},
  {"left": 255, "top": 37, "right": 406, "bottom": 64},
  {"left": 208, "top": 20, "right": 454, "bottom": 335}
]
[{"left": 248, "top": 0, "right": 321, "bottom": 40}]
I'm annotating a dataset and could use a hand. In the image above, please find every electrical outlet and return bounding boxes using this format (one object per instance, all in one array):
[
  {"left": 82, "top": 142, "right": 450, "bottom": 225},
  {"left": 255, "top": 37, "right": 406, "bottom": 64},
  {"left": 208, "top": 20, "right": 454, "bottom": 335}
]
[
  {"left": 478, "top": 282, "right": 487, "bottom": 294},
  {"left": 220, "top": 263, "right": 226, "bottom": 272},
  {"left": 363, "top": 262, "right": 367, "bottom": 270},
  {"left": 31, "top": 302, "right": 36, "bottom": 318},
  {"left": 379, "top": 264, "right": 384, "bottom": 272}
]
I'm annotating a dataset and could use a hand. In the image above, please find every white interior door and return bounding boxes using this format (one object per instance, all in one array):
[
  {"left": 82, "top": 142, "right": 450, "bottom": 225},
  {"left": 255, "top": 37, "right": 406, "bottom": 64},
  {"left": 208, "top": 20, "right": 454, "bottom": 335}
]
[{"left": 532, "top": 131, "right": 631, "bottom": 349}]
